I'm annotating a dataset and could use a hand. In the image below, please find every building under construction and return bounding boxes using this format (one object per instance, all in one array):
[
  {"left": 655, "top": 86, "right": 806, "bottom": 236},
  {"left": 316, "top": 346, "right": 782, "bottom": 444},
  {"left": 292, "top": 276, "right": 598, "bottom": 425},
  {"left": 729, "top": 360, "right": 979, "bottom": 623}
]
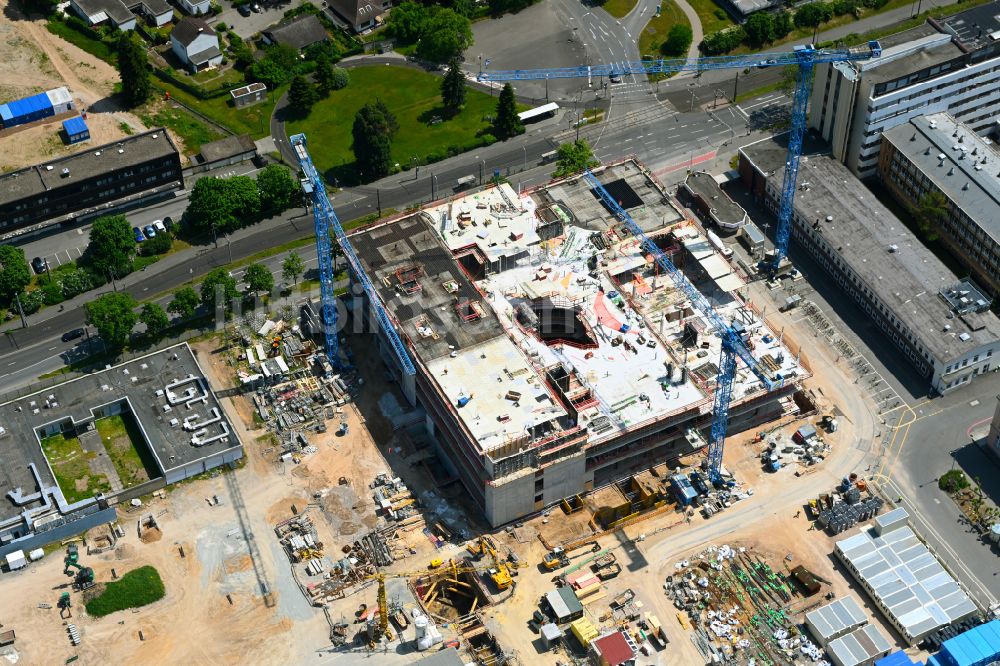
[{"left": 349, "top": 160, "right": 809, "bottom": 526}]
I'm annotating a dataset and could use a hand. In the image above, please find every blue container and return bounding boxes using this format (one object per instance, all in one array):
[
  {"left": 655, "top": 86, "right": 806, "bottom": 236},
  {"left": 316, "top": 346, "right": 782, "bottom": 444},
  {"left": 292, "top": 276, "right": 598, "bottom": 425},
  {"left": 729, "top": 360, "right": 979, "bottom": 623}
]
[
  {"left": 0, "top": 91, "right": 54, "bottom": 128},
  {"left": 62, "top": 116, "right": 90, "bottom": 144}
]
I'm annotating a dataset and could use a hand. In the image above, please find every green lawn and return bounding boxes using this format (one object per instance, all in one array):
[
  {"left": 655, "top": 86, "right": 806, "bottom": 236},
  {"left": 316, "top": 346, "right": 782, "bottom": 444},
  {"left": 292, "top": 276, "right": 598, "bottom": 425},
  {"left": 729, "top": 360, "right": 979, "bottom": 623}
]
[
  {"left": 40, "top": 432, "right": 110, "bottom": 504},
  {"left": 689, "top": 0, "right": 734, "bottom": 34},
  {"left": 286, "top": 66, "right": 498, "bottom": 185},
  {"left": 46, "top": 18, "right": 115, "bottom": 64},
  {"left": 136, "top": 103, "right": 226, "bottom": 154},
  {"left": 85, "top": 565, "right": 165, "bottom": 617},
  {"left": 638, "top": 0, "right": 691, "bottom": 57},
  {"left": 94, "top": 415, "right": 160, "bottom": 488},
  {"left": 153, "top": 80, "right": 284, "bottom": 141},
  {"left": 603, "top": 0, "right": 638, "bottom": 19}
]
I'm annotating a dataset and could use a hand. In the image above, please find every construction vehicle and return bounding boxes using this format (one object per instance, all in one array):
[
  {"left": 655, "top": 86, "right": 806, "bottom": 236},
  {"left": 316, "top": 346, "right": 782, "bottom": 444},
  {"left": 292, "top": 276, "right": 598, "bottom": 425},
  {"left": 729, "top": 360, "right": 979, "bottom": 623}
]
[
  {"left": 428, "top": 558, "right": 443, "bottom": 569},
  {"left": 466, "top": 537, "right": 526, "bottom": 590},
  {"left": 63, "top": 545, "right": 95, "bottom": 591},
  {"left": 58, "top": 592, "right": 71, "bottom": 618},
  {"left": 542, "top": 540, "right": 601, "bottom": 570},
  {"left": 479, "top": 40, "right": 883, "bottom": 486}
]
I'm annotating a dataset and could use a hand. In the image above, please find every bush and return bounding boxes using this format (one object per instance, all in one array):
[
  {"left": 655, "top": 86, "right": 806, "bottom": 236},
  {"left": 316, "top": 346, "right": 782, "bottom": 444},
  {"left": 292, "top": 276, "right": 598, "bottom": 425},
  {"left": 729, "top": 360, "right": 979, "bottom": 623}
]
[
  {"left": 215, "top": 21, "right": 227, "bottom": 31},
  {"left": 939, "top": 469, "right": 969, "bottom": 493},
  {"left": 41, "top": 281, "right": 63, "bottom": 306},
  {"left": 700, "top": 26, "right": 746, "bottom": 55},
  {"left": 60, "top": 268, "right": 93, "bottom": 299},
  {"left": 19, "top": 289, "right": 43, "bottom": 314},
  {"left": 661, "top": 24, "right": 693, "bottom": 56},
  {"left": 140, "top": 231, "right": 173, "bottom": 256},
  {"left": 85, "top": 566, "right": 165, "bottom": 617}
]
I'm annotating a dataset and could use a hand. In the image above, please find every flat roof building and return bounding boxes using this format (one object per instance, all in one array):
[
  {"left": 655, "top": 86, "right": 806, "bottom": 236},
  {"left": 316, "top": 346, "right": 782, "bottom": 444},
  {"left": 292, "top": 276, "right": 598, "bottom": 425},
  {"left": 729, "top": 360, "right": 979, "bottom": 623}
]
[
  {"left": 347, "top": 160, "right": 809, "bottom": 526},
  {"left": 0, "top": 127, "right": 182, "bottom": 239},
  {"left": 0, "top": 344, "right": 242, "bottom": 559},
  {"left": 682, "top": 171, "right": 750, "bottom": 233},
  {"left": 827, "top": 625, "right": 893, "bottom": 666},
  {"left": 879, "top": 113, "right": 1000, "bottom": 296},
  {"left": 809, "top": 2, "right": 1000, "bottom": 178},
  {"left": 836, "top": 526, "right": 978, "bottom": 645},
  {"left": 739, "top": 134, "right": 1000, "bottom": 394},
  {"left": 806, "top": 597, "right": 870, "bottom": 647}
]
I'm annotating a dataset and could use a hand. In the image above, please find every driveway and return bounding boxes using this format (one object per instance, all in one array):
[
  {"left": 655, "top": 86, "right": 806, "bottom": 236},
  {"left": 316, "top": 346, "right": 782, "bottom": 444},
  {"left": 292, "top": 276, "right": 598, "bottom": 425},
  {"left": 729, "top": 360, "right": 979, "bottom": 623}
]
[{"left": 217, "top": 0, "right": 310, "bottom": 39}]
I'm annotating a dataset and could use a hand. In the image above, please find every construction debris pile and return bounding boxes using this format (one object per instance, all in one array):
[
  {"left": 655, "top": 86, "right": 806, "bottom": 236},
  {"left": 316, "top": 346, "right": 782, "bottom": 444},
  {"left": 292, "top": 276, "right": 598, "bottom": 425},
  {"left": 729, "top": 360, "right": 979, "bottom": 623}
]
[
  {"left": 275, "top": 512, "right": 325, "bottom": 571},
  {"left": 372, "top": 474, "right": 421, "bottom": 525},
  {"left": 665, "top": 544, "right": 810, "bottom": 665},
  {"left": 232, "top": 315, "right": 357, "bottom": 458},
  {"left": 810, "top": 474, "right": 884, "bottom": 535},
  {"left": 759, "top": 423, "right": 832, "bottom": 473}
]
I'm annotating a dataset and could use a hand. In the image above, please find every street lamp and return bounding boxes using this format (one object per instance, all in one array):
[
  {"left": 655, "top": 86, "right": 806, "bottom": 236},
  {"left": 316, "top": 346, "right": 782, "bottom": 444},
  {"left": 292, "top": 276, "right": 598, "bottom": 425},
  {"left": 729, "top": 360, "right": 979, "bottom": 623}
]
[{"left": 522, "top": 144, "right": 527, "bottom": 171}]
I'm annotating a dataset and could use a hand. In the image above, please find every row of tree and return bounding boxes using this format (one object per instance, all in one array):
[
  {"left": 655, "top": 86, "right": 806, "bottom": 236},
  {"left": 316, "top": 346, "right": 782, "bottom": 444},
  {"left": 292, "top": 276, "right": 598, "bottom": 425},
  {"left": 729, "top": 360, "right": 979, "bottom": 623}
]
[
  {"left": 287, "top": 57, "right": 350, "bottom": 116},
  {"left": 83, "top": 252, "right": 308, "bottom": 349},
  {"left": 701, "top": 0, "right": 889, "bottom": 54}
]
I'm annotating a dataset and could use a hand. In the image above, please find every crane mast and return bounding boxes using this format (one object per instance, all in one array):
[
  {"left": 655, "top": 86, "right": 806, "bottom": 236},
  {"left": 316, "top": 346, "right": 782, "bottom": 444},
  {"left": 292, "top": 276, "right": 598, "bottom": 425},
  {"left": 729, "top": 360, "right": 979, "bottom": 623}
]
[{"left": 482, "top": 41, "right": 881, "bottom": 481}]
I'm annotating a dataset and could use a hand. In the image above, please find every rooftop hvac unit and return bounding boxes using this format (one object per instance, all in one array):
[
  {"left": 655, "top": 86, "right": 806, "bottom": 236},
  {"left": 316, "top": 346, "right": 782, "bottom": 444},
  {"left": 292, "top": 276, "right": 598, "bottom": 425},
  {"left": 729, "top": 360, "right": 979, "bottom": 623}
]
[
  {"left": 959, "top": 332, "right": 971, "bottom": 341},
  {"left": 60, "top": 168, "right": 69, "bottom": 177},
  {"left": 929, "top": 120, "right": 937, "bottom": 129},
  {"left": 944, "top": 324, "right": 951, "bottom": 331},
  {"left": 887, "top": 245, "right": 898, "bottom": 253}
]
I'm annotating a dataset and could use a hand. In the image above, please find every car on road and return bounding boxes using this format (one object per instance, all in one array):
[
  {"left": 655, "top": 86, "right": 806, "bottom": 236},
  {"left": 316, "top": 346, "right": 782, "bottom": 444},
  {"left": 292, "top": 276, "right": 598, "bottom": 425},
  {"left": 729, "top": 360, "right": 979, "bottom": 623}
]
[
  {"left": 757, "top": 58, "right": 778, "bottom": 68},
  {"left": 237, "top": 3, "right": 251, "bottom": 15},
  {"left": 61, "top": 328, "right": 85, "bottom": 342},
  {"left": 31, "top": 257, "right": 48, "bottom": 275},
  {"left": 143, "top": 224, "right": 157, "bottom": 238},
  {"left": 609, "top": 71, "right": 622, "bottom": 83},
  {"left": 133, "top": 227, "right": 145, "bottom": 242}
]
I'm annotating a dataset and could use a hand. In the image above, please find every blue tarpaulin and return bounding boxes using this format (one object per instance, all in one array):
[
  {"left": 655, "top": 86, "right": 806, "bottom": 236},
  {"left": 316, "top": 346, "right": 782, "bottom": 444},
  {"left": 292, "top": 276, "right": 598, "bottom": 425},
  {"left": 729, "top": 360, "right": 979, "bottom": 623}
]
[
  {"left": 0, "top": 91, "right": 54, "bottom": 128},
  {"left": 876, "top": 651, "right": 920, "bottom": 666},
  {"left": 930, "top": 620, "right": 1000, "bottom": 666}
]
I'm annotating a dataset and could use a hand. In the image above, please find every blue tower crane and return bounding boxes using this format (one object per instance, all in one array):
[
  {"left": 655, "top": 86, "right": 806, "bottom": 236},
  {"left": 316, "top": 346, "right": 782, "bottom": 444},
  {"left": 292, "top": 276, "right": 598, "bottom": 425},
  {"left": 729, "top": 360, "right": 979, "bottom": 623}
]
[
  {"left": 290, "top": 133, "right": 416, "bottom": 376},
  {"left": 480, "top": 42, "right": 881, "bottom": 482}
]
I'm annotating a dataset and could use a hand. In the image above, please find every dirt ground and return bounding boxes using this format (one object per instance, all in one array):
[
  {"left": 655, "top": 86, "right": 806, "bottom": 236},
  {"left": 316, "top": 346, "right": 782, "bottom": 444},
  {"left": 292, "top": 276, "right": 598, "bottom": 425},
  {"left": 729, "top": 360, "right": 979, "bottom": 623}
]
[{"left": 0, "top": 0, "right": 160, "bottom": 170}]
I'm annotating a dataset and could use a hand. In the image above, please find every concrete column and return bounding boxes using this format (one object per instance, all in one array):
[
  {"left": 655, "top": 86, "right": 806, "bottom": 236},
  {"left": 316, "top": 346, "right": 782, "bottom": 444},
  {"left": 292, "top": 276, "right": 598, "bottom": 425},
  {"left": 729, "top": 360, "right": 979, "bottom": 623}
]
[{"left": 986, "top": 394, "right": 1000, "bottom": 459}]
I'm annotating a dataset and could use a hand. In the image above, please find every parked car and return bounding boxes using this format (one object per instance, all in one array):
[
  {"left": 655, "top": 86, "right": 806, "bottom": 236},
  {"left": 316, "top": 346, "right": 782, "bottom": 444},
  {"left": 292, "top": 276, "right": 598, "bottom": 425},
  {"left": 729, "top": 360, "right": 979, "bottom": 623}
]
[
  {"left": 61, "top": 328, "right": 85, "bottom": 342},
  {"left": 133, "top": 227, "right": 145, "bottom": 242},
  {"left": 237, "top": 3, "right": 251, "bottom": 15},
  {"left": 31, "top": 257, "right": 48, "bottom": 275},
  {"left": 143, "top": 224, "right": 157, "bottom": 238},
  {"left": 152, "top": 219, "right": 167, "bottom": 234}
]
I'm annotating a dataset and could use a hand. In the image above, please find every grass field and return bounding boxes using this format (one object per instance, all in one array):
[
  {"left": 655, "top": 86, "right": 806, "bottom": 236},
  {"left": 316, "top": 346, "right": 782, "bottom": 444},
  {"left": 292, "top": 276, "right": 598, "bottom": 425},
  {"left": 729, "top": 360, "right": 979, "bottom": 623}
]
[
  {"left": 40, "top": 432, "right": 110, "bottom": 504},
  {"left": 287, "top": 66, "right": 498, "bottom": 184},
  {"left": 85, "top": 565, "right": 165, "bottom": 617},
  {"left": 152, "top": 80, "right": 286, "bottom": 140},
  {"left": 603, "top": 0, "right": 638, "bottom": 18},
  {"left": 689, "top": 0, "right": 734, "bottom": 34},
  {"left": 638, "top": 0, "right": 692, "bottom": 57},
  {"left": 136, "top": 103, "right": 226, "bottom": 154},
  {"left": 94, "top": 415, "right": 159, "bottom": 488},
  {"left": 46, "top": 18, "right": 115, "bottom": 64}
]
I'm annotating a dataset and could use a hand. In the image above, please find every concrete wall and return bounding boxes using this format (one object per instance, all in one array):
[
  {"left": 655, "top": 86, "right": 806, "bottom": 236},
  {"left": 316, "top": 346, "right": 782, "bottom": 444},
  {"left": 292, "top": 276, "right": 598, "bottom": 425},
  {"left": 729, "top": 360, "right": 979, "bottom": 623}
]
[
  {"left": 485, "top": 473, "right": 536, "bottom": 528},
  {"left": 163, "top": 448, "right": 242, "bottom": 484},
  {"left": 0, "top": 506, "right": 117, "bottom": 560}
]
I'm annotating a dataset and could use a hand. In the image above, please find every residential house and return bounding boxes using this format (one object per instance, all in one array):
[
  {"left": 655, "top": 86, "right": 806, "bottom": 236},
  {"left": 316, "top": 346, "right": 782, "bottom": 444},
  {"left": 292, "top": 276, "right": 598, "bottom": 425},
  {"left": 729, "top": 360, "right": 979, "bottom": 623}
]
[
  {"left": 70, "top": 0, "right": 173, "bottom": 29},
  {"left": 325, "top": 0, "right": 389, "bottom": 32},
  {"left": 262, "top": 14, "right": 328, "bottom": 51},
  {"left": 170, "top": 17, "right": 223, "bottom": 72},
  {"left": 177, "top": 0, "right": 210, "bottom": 15}
]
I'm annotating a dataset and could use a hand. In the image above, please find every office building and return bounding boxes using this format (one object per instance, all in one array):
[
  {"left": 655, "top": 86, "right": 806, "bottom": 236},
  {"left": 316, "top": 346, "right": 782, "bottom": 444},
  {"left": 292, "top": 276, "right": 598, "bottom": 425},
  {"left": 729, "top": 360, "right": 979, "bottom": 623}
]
[
  {"left": 347, "top": 160, "right": 810, "bottom": 526},
  {"left": 740, "top": 134, "right": 1000, "bottom": 393},
  {"left": 809, "top": 1, "right": 1000, "bottom": 178},
  {"left": 0, "top": 128, "right": 182, "bottom": 239},
  {"left": 879, "top": 113, "right": 1000, "bottom": 296}
]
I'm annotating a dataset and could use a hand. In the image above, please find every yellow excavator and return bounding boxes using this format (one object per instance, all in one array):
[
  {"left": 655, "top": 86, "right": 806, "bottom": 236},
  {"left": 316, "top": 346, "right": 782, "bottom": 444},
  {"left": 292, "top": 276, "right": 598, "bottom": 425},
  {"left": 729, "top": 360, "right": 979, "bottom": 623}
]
[{"left": 466, "top": 536, "right": 527, "bottom": 591}]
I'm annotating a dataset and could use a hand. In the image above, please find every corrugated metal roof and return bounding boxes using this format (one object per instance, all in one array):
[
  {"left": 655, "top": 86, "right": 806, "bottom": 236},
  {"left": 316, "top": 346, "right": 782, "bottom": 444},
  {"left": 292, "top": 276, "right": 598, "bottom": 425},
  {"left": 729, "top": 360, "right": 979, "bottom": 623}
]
[
  {"left": 836, "top": 527, "right": 976, "bottom": 642},
  {"left": 0, "top": 91, "right": 52, "bottom": 123},
  {"left": 806, "top": 597, "right": 868, "bottom": 643},
  {"left": 62, "top": 116, "right": 88, "bottom": 136}
]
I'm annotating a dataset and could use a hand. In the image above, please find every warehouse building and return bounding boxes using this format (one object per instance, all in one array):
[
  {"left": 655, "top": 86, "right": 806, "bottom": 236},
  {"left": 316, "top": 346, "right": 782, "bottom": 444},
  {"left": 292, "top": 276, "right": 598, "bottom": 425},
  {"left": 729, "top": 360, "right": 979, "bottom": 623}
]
[
  {"left": 879, "top": 113, "right": 1000, "bottom": 296},
  {"left": 681, "top": 171, "right": 749, "bottom": 233},
  {"left": 0, "top": 344, "right": 242, "bottom": 559},
  {"left": 806, "top": 597, "right": 869, "bottom": 647},
  {"left": 347, "top": 160, "right": 809, "bottom": 526},
  {"left": 0, "top": 87, "right": 73, "bottom": 130},
  {"left": 809, "top": 1, "right": 1000, "bottom": 178},
  {"left": 835, "top": 525, "right": 978, "bottom": 645},
  {"left": 740, "top": 134, "right": 1000, "bottom": 394},
  {"left": 0, "top": 127, "right": 182, "bottom": 239},
  {"left": 827, "top": 625, "right": 893, "bottom": 666}
]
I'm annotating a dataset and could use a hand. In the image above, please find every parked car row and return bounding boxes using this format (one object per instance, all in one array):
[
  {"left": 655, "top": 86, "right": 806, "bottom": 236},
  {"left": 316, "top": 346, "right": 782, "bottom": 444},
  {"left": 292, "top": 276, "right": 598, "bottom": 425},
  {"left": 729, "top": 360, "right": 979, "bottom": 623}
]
[{"left": 133, "top": 218, "right": 168, "bottom": 243}]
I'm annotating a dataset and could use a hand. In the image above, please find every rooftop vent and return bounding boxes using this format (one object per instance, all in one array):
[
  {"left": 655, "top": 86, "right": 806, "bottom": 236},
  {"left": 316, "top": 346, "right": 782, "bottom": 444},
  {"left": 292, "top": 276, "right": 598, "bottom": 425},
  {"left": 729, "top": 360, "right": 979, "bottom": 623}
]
[
  {"left": 151, "top": 133, "right": 158, "bottom": 138},
  {"left": 959, "top": 135, "right": 965, "bottom": 143},
  {"left": 910, "top": 133, "right": 917, "bottom": 141},
  {"left": 948, "top": 167, "right": 955, "bottom": 176},
  {"left": 60, "top": 168, "right": 70, "bottom": 177},
  {"left": 973, "top": 147, "right": 978, "bottom": 155},
  {"left": 826, "top": 215, "right": 833, "bottom": 222},
  {"left": 959, "top": 332, "right": 972, "bottom": 342},
  {"left": 930, "top": 120, "right": 938, "bottom": 129},
  {"left": 963, "top": 182, "right": 970, "bottom": 190},
  {"left": 925, "top": 147, "right": 931, "bottom": 155},
  {"left": 118, "top": 148, "right": 124, "bottom": 154},
  {"left": 976, "top": 165, "right": 983, "bottom": 171},
  {"left": 938, "top": 153, "right": 946, "bottom": 163},
  {"left": 944, "top": 324, "right": 951, "bottom": 331},
  {"left": 888, "top": 244, "right": 899, "bottom": 253},
  {"left": 45, "top": 165, "right": 53, "bottom": 171},
  {"left": 953, "top": 129, "right": 959, "bottom": 137},
  {"left": 95, "top": 151, "right": 101, "bottom": 156}
]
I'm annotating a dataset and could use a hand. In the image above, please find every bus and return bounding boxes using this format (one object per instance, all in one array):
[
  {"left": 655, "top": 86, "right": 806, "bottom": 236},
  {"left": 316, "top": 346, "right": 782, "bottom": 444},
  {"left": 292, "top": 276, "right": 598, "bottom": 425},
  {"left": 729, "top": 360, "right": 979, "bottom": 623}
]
[{"left": 518, "top": 102, "right": 559, "bottom": 124}]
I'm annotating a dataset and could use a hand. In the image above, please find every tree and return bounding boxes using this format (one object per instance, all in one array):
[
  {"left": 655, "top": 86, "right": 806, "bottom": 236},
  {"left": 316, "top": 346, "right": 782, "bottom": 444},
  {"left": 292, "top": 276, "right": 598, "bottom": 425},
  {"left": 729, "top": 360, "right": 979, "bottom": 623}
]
[
  {"left": 244, "top": 263, "right": 274, "bottom": 296},
  {"left": 117, "top": 32, "right": 150, "bottom": 108},
  {"left": 441, "top": 58, "right": 467, "bottom": 117},
  {"left": 794, "top": 2, "right": 832, "bottom": 27},
  {"left": 86, "top": 292, "right": 137, "bottom": 348},
  {"left": 282, "top": 252, "right": 305, "bottom": 286},
  {"left": 86, "top": 215, "right": 135, "bottom": 279},
  {"left": 388, "top": 1, "right": 429, "bottom": 43},
  {"left": 661, "top": 24, "right": 693, "bottom": 57},
  {"left": 744, "top": 12, "right": 776, "bottom": 47},
  {"left": 288, "top": 74, "right": 319, "bottom": 116},
  {"left": 200, "top": 268, "right": 239, "bottom": 311},
  {"left": 416, "top": 8, "right": 473, "bottom": 62},
  {"left": 0, "top": 245, "right": 31, "bottom": 306},
  {"left": 553, "top": 140, "right": 600, "bottom": 177},
  {"left": 247, "top": 44, "right": 301, "bottom": 88},
  {"left": 140, "top": 231, "right": 172, "bottom": 256},
  {"left": 915, "top": 191, "right": 948, "bottom": 241},
  {"left": 168, "top": 286, "right": 200, "bottom": 319},
  {"left": 330, "top": 67, "right": 350, "bottom": 91},
  {"left": 257, "top": 164, "right": 298, "bottom": 213},
  {"left": 493, "top": 83, "right": 523, "bottom": 140},
  {"left": 700, "top": 26, "right": 746, "bottom": 55},
  {"left": 352, "top": 101, "right": 398, "bottom": 180},
  {"left": 314, "top": 56, "right": 335, "bottom": 96},
  {"left": 185, "top": 176, "right": 261, "bottom": 235},
  {"left": 773, "top": 10, "right": 794, "bottom": 38},
  {"left": 139, "top": 302, "right": 169, "bottom": 338}
]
